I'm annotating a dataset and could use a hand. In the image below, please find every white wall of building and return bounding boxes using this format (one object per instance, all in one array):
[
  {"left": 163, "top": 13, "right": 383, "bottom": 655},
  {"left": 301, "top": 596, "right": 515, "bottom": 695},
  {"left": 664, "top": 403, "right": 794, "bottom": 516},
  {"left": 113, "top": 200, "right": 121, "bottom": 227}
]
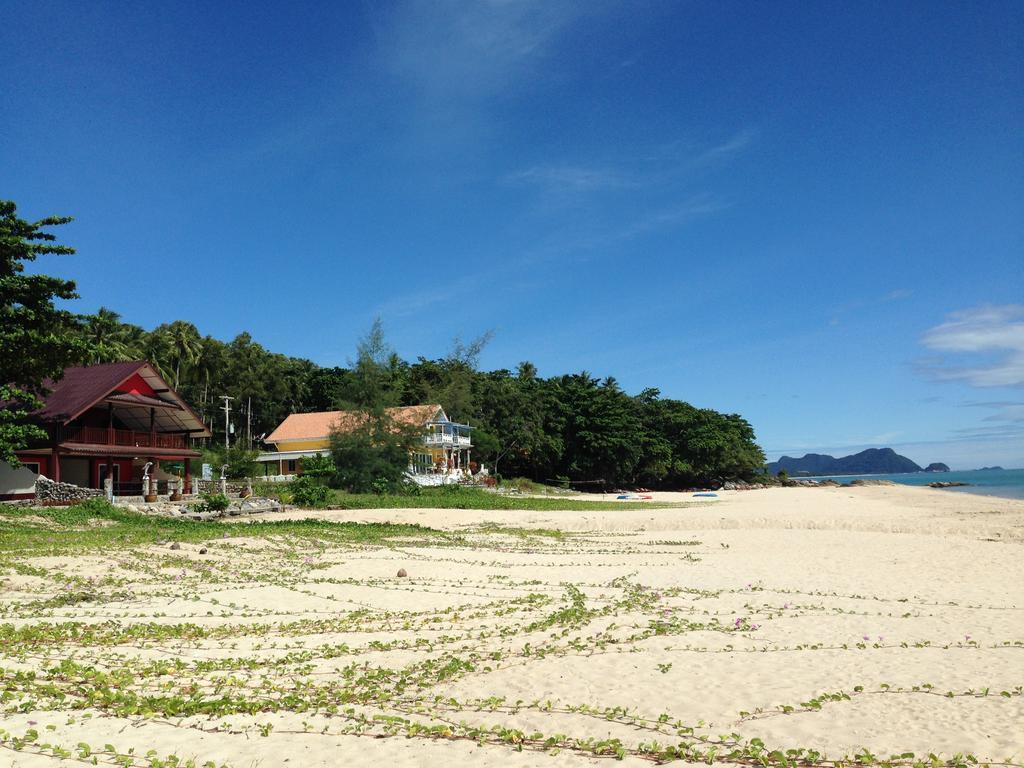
[{"left": 0, "top": 461, "right": 39, "bottom": 496}]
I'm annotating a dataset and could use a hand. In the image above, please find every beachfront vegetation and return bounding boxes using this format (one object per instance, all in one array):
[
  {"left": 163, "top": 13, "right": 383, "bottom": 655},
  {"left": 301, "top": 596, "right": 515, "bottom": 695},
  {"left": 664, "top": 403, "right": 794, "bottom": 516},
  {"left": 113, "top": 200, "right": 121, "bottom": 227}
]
[
  {"left": 0, "top": 201, "right": 89, "bottom": 466},
  {"left": 3, "top": 197, "right": 765, "bottom": 488},
  {"left": 60, "top": 311, "right": 765, "bottom": 488},
  {"left": 329, "top": 408, "right": 422, "bottom": 493},
  {"left": 264, "top": 483, "right": 694, "bottom": 511}
]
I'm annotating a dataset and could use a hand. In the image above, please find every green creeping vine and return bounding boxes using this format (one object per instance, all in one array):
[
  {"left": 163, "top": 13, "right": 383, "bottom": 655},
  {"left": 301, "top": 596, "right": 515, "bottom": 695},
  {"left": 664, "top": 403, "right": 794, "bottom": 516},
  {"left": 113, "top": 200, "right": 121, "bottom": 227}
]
[
  {"left": 0, "top": 726, "right": 229, "bottom": 767},
  {"left": 1, "top": 503, "right": 1021, "bottom": 767}
]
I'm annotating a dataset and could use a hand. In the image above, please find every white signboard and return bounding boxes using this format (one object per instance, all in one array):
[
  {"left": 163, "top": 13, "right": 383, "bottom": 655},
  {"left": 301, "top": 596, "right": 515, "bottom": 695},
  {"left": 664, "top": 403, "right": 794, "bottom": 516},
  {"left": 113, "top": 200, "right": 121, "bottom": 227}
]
[{"left": 201, "top": 463, "right": 213, "bottom": 481}]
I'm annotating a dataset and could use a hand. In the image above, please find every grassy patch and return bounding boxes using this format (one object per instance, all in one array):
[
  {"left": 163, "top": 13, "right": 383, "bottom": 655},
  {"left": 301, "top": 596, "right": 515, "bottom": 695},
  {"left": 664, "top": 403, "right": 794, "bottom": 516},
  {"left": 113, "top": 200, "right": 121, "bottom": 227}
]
[
  {"left": 0, "top": 498, "right": 445, "bottom": 556},
  {"left": 473, "top": 522, "right": 568, "bottom": 540},
  {"left": 326, "top": 485, "right": 687, "bottom": 511},
  {"left": 498, "top": 477, "right": 575, "bottom": 495}
]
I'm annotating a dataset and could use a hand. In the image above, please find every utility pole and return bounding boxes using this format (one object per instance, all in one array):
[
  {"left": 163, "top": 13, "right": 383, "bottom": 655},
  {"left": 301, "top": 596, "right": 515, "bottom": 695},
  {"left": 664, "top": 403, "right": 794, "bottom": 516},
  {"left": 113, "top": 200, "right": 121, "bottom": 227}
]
[
  {"left": 246, "top": 396, "right": 252, "bottom": 451},
  {"left": 220, "top": 396, "right": 234, "bottom": 450}
]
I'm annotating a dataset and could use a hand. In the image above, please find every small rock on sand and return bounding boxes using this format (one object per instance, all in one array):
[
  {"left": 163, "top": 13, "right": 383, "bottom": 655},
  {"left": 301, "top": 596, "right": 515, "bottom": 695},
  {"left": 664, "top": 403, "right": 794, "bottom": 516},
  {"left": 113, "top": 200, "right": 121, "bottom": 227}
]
[
  {"left": 169, "top": 542, "right": 181, "bottom": 550},
  {"left": 397, "top": 568, "right": 407, "bottom": 578},
  {"left": 199, "top": 547, "right": 208, "bottom": 555}
]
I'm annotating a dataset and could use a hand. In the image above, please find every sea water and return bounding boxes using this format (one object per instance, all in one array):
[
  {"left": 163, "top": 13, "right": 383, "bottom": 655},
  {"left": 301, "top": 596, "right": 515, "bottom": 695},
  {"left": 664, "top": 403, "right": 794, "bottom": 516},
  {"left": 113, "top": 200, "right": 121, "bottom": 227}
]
[{"left": 805, "top": 467, "right": 1024, "bottom": 500}]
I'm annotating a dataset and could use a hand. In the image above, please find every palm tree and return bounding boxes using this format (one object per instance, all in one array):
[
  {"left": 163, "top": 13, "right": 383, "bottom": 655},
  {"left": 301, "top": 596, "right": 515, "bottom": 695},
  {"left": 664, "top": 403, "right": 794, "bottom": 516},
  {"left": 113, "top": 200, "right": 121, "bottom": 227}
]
[
  {"left": 159, "top": 321, "right": 201, "bottom": 390},
  {"left": 80, "top": 307, "right": 134, "bottom": 363}
]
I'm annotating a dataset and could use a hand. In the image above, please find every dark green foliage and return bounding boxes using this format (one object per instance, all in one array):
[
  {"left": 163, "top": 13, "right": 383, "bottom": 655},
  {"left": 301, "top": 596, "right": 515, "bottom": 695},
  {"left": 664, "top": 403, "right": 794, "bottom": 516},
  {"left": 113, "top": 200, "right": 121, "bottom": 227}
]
[
  {"left": 300, "top": 452, "right": 335, "bottom": 478},
  {"left": 205, "top": 445, "right": 259, "bottom": 479},
  {"left": 0, "top": 201, "right": 91, "bottom": 465},
  {"left": 195, "top": 492, "right": 230, "bottom": 513},
  {"left": 44, "top": 269, "right": 766, "bottom": 488},
  {"left": 289, "top": 475, "right": 331, "bottom": 507},
  {"left": 329, "top": 410, "right": 419, "bottom": 493}
]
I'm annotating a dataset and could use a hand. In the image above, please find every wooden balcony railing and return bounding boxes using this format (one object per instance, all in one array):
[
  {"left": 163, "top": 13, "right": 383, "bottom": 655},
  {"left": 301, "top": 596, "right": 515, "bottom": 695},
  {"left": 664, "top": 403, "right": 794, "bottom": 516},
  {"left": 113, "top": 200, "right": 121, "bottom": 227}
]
[
  {"left": 423, "top": 433, "right": 472, "bottom": 447},
  {"left": 55, "top": 425, "right": 188, "bottom": 450}
]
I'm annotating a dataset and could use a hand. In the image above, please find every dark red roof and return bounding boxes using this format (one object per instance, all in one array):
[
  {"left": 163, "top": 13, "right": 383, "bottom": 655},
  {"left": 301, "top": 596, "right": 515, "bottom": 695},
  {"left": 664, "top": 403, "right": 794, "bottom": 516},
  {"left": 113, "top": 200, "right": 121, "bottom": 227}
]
[
  {"left": 34, "top": 361, "right": 149, "bottom": 424},
  {"left": 58, "top": 442, "right": 201, "bottom": 459},
  {"left": 105, "top": 392, "right": 182, "bottom": 410}
]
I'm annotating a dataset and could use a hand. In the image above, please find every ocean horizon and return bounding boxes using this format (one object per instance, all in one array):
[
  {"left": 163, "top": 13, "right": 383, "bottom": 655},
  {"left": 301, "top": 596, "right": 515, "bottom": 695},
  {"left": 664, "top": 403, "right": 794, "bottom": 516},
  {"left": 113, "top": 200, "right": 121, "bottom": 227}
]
[{"left": 800, "top": 467, "right": 1024, "bottom": 501}]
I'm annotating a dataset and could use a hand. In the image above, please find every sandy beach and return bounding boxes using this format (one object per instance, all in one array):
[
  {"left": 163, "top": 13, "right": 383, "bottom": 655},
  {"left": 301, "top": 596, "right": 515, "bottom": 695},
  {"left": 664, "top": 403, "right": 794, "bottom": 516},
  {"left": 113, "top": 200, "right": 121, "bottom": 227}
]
[{"left": 2, "top": 484, "right": 1022, "bottom": 767}]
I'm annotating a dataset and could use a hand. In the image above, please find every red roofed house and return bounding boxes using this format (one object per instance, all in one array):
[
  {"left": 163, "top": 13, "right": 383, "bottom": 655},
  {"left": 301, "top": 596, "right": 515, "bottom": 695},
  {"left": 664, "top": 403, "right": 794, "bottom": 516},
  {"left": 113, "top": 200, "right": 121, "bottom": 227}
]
[{"left": 1, "top": 361, "right": 212, "bottom": 500}]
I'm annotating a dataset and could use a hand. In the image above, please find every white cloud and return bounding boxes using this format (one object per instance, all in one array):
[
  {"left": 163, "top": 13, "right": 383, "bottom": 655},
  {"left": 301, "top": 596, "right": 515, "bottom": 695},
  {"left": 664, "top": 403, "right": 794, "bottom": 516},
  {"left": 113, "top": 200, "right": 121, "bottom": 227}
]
[
  {"left": 376, "top": 1, "right": 583, "bottom": 103},
  {"left": 961, "top": 400, "right": 1024, "bottom": 423},
  {"left": 920, "top": 304, "right": 1024, "bottom": 387},
  {"left": 614, "top": 196, "right": 729, "bottom": 239},
  {"left": 506, "top": 165, "right": 636, "bottom": 192},
  {"left": 507, "top": 130, "right": 757, "bottom": 197},
  {"left": 693, "top": 128, "right": 757, "bottom": 164},
  {"left": 829, "top": 288, "right": 913, "bottom": 326}
]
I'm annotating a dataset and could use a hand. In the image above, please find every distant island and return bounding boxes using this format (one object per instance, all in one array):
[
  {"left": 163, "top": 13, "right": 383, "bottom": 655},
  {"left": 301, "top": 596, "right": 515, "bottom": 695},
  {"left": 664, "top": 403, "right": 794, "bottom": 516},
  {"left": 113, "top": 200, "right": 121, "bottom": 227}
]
[
  {"left": 975, "top": 466, "right": 1004, "bottom": 472},
  {"left": 767, "top": 448, "right": 946, "bottom": 477}
]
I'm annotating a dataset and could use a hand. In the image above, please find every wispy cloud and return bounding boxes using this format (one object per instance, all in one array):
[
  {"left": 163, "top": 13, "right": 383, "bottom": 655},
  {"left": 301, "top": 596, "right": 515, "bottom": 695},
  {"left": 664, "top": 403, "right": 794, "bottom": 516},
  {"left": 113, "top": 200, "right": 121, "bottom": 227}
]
[
  {"left": 828, "top": 287, "right": 913, "bottom": 326},
  {"left": 614, "top": 196, "right": 730, "bottom": 239},
  {"left": 506, "top": 165, "right": 637, "bottom": 193},
  {"left": 507, "top": 129, "right": 757, "bottom": 197},
  {"left": 693, "top": 128, "right": 757, "bottom": 165},
  {"left": 960, "top": 400, "right": 1024, "bottom": 423},
  {"left": 920, "top": 304, "right": 1024, "bottom": 387},
  {"left": 376, "top": 1, "right": 583, "bottom": 104}
]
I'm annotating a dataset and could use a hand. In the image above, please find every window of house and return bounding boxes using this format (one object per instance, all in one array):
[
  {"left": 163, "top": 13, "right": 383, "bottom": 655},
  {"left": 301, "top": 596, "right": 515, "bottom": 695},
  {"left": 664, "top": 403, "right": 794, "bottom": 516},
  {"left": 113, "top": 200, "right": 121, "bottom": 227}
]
[
  {"left": 22, "top": 462, "right": 40, "bottom": 474},
  {"left": 287, "top": 460, "right": 297, "bottom": 473}
]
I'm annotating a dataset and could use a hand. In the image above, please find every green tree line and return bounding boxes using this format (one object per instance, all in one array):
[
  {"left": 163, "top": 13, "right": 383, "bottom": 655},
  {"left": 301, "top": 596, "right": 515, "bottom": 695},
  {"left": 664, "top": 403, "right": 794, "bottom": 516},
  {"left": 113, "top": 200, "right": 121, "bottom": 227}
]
[
  {"left": 64, "top": 313, "right": 765, "bottom": 487},
  {"left": 3, "top": 200, "right": 765, "bottom": 487}
]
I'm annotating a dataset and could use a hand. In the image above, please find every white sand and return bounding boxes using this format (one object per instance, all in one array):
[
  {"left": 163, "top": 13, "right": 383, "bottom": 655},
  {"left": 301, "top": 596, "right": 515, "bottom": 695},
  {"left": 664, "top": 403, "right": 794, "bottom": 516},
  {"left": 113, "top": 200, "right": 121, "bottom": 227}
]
[{"left": 1, "top": 485, "right": 1022, "bottom": 767}]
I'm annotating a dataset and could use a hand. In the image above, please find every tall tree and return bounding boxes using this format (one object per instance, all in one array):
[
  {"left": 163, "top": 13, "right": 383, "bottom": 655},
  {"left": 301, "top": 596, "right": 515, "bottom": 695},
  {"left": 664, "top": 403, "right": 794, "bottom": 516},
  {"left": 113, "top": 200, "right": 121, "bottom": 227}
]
[
  {"left": 158, "top": 320, "right": 202, "bottom": 390},
  {"left": 349, "top": 318, "right": 402, "bottom": 410},
  {"left": 78, "top": 307, "right": 136, "bottom": 363},
  {"left": 0, "top": 200, "right": 90, "bottom": 465}
]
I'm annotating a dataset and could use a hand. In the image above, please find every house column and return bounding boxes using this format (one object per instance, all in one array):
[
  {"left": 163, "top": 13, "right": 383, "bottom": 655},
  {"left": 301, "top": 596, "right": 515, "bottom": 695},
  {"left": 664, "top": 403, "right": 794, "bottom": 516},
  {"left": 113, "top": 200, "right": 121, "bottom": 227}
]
[
  {"left": 183, "top": 456, "right": 191, "bottom": 493},
  {"left": 52, "top": 450, "right": 61, "bottom": 483}
]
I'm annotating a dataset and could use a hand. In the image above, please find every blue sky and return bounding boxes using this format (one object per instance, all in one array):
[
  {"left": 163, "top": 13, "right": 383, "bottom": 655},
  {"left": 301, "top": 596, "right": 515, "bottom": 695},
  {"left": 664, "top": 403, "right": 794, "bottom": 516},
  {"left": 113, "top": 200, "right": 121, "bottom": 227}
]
[{"left": 2, "top": 1, "right": 1022, "bottom": 468}]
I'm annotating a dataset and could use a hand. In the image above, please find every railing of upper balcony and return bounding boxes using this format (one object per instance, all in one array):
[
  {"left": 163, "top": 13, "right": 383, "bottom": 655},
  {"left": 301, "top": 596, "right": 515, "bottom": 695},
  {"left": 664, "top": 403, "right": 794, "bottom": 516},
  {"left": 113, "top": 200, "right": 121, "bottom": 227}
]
[
  {"left": 54, "top": 425, "right": 188, "bottom": 450},
  {"left": 422, "top": 433, "right": 472, "bottom": 447}
]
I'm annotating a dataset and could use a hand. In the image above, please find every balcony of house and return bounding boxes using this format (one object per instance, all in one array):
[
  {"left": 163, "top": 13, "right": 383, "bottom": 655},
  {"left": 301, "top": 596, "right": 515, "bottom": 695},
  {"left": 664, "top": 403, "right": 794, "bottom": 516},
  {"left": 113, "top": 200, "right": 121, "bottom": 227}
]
[
  {"left": 53, "top": 425, "right": 189, "bottom": 450},
  {"left": 422, "top": 433, "right": 472, "bottom": 447},
  {"left": 422, "top": 423, "right": 472, "bottom": 448}
]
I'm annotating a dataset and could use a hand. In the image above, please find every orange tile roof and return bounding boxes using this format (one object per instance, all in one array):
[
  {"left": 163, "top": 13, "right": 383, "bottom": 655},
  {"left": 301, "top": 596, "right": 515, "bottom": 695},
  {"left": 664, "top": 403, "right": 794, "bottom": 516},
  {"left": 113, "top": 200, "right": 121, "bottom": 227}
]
[{"left": 266, "top": 404, "right": 443, "bottom": 444}]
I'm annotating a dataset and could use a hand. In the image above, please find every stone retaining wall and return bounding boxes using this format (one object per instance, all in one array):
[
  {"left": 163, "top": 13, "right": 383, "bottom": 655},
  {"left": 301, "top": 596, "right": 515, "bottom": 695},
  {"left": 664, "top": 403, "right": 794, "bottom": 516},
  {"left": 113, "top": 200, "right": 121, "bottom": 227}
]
[
  {"left": 197, "top": 479, "right": 249, "bottom": 495},
  {"left": 35, "top": 476, "right": 104, "bottom": 504}
]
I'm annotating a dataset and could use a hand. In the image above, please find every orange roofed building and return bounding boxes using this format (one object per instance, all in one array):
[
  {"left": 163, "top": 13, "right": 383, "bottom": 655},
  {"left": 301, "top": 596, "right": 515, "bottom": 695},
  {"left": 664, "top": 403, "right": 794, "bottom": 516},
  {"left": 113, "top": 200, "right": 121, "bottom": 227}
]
[{"left": 256, "top": 404, "right": 473, "bottom": 481}]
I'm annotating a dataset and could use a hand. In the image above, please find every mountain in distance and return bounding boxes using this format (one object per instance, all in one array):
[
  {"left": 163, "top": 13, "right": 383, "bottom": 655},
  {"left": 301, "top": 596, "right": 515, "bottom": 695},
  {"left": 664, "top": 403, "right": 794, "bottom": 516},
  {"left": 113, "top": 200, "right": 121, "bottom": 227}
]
[
  {"left": 975, "top": 466, "right": 1004, "bottom": 471},
  {"left": 767, "top": 448, "right": 939, "bottom": 477},
  {"left": 924, "top": 463, "right": 950, "bottom": 472}
]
